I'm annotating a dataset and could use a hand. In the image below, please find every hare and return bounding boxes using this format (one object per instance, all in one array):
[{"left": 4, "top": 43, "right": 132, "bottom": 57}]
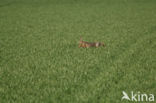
[{"left": 79, "top": 37, "right": 104, "bottom": 48}]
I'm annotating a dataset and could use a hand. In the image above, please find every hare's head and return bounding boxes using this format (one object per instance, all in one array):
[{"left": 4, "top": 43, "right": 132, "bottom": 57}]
[{"left": 100, "top": 43, "right": 105, "bottom": 47}]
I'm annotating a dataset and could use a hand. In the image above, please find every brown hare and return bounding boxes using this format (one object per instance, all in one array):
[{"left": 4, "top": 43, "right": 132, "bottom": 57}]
[{"left": 79, "top": 37, "right": 105, "bottom": 48}]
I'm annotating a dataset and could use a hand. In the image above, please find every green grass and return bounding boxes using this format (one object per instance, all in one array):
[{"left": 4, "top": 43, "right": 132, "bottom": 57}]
[{"left": 0, "top": 0, "right": 156, "bottom": 103}]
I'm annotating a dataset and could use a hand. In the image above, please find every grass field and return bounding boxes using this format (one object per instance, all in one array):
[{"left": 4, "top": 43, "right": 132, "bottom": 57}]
[{"left": 0, "top": 0, "right": 156, "bottom": 103}]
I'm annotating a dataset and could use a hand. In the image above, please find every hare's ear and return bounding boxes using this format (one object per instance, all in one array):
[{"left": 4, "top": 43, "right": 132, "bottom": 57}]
[{"left": 80, "top": 37, "right": 82, "bottom": 41}]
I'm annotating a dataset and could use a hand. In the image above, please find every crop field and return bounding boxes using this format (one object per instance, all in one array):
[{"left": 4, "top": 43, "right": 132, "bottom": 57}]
[{"left": 0, "top": 0, "right": 156, "bottom": 103}]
